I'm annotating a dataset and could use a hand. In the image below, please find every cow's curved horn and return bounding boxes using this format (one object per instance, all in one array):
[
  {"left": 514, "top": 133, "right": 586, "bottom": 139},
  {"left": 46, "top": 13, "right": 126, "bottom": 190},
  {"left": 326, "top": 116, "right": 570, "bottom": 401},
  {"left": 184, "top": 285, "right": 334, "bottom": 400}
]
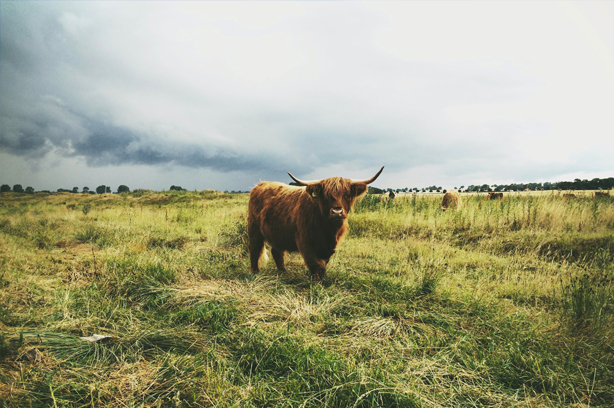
[
  {"left": 287, "top": 172, "right": 318, "bottom": 186},
  {"left": 352, "top": 166, "right": 385, "bottom": 185}
]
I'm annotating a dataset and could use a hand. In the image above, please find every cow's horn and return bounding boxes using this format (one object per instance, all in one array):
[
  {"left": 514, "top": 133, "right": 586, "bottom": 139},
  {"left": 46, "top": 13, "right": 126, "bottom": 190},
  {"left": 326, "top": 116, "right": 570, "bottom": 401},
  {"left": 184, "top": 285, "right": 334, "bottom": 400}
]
[
  {"left": 287, "top": 172, "right": 318, "bottom": 186},
  {"left": 353, "top": 166, "right": 385, "bottom": 185}
]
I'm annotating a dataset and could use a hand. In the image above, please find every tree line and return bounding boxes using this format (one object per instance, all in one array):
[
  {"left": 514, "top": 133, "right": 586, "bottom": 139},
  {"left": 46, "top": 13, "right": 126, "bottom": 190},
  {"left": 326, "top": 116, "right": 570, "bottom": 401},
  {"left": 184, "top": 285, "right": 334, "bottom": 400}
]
[
  {"left": 2, "top": 177, "right": 613, "bottom": 196},
  {"left": 463, "top": 177, "right": 614, "bottom": 193},
  {"left": 370, "top": 177, "right": 614, "bottom": 194},
  {"left": 0, "top": 184, "right": 131, "bottom": 194}
]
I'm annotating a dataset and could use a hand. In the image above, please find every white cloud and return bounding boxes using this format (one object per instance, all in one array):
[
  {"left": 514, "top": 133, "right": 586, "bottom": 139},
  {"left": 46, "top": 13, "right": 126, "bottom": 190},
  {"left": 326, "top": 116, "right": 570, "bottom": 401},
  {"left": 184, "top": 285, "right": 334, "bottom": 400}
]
[{"left": 1, "top": 1, "right": 613, "bottom": 190}]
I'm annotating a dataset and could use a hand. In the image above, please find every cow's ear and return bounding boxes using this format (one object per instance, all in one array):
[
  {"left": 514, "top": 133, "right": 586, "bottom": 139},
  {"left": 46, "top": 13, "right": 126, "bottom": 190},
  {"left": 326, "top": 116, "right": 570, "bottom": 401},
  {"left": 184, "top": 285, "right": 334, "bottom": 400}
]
[
  {"left": 351, "top": 183, "right": 368, "bottom": 197},
  {"left": 306, "top": 184, "right": 322, "bottom": 198}
]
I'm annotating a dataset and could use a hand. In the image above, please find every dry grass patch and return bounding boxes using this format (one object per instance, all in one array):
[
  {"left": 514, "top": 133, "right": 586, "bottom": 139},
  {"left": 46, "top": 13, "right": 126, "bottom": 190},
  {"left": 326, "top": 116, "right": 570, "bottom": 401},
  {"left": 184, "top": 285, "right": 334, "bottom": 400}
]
[{"left": 169, "top": 276, "right": 349, "bottom": 327}]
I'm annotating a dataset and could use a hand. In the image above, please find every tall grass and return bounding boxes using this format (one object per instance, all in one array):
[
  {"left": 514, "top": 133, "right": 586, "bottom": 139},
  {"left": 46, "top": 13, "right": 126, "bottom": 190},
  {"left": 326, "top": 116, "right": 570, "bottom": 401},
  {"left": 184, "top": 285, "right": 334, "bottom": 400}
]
[{"left": 1, "top": 190, "right": 613, "bottom": 406}]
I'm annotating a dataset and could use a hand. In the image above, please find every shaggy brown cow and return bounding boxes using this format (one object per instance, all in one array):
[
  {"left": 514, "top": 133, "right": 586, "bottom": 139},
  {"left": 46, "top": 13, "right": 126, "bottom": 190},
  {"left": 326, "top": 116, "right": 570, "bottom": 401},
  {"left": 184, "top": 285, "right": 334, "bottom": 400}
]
[
  {"left": 441, "top": 191, "right": 461, "bottom": 211},
  {"left": 488, "top": 192, "right": 503, "bottom": 200},
  {"left": 248, "top": 166, "right": 384, "bottom": 280}
]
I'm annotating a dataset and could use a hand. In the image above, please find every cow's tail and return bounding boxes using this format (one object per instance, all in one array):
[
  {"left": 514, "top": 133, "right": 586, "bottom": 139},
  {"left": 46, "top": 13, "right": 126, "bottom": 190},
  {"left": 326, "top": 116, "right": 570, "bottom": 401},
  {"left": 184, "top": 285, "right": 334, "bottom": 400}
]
[{"left": 258, "top": 247, "right": 269, "bottom": 269}]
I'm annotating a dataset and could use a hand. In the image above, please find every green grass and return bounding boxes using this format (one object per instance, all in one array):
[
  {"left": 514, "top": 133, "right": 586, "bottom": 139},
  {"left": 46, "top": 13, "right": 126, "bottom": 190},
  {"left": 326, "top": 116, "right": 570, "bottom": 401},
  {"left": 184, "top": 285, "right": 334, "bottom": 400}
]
[{"left": 1, "top": 190, "right": 613, "bottom": 407}]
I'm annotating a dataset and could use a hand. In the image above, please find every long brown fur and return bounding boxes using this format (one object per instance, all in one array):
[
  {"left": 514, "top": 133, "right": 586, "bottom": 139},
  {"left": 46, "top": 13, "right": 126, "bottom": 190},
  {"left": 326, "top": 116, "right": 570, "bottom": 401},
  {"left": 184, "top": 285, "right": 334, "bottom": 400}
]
[
  {"left": 248, "top": 175, "right": 374, "bottom": 280},
  {"left": 441, "top": 191, "right": 462, "bottom": 211}
]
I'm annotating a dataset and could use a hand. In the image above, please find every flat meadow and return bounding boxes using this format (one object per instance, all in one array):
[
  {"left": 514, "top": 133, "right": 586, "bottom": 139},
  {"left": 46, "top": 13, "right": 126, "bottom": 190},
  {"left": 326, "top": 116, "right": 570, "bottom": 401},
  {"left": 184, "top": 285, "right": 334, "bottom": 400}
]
[{"left": 1, "top": 189, "right": 613, "bottom": 407}]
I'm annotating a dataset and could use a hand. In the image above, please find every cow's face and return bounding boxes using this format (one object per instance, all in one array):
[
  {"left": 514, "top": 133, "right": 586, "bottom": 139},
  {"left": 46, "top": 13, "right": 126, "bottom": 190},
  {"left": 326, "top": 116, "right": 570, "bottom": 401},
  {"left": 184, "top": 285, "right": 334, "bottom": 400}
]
[
  {"left": 287, "top": 166, "right": 384, "bottom": 221},
  {"left": 306, "top": 178, "right": 367, "bottom": 221}
]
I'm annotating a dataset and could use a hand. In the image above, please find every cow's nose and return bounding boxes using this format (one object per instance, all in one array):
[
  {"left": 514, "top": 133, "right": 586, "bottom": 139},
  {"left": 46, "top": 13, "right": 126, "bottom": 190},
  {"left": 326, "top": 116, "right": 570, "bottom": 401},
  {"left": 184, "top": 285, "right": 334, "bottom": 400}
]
[{"left": 331, "top": 207, "right": 343, "bottom": 217}]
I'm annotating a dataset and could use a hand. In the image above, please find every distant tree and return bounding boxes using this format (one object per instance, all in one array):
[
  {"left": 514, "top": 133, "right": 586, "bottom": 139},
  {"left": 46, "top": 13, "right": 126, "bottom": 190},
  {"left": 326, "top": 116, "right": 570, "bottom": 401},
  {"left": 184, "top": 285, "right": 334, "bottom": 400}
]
[
  {"left": 105, "top": 186, "right": 111, "bottom": 193},
  {"left": 83, "top": 187, "right": 90, "bottom": 193},
  {"left": 72, "top": 187, "right": 79, "bottom": 193},
  {"left": 13, "top": 184, "right": 24, "bottom": 193},
  {"left": 96, "top": 185, "right": 106, "bottom": 194},
  {"left": 443, "top": 189, "right": 447, "bottom": 193},
  {"left": 25, "top": 186, "right": 34, "bottom": 194},
  {"left": 117, "top": 185, "right": 130, "bottom": 193},
  {"left": 170, "top": 185, "right": 184, "bottom": 191},
  {"left": 0, "top": 185, "right": 10, "bottom": 193}
]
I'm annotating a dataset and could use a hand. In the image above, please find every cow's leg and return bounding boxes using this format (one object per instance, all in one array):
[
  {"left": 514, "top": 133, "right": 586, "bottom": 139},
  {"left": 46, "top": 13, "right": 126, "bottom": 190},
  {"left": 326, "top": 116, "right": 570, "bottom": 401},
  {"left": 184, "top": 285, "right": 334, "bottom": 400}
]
[
  {"left": 248, "top": 222, "right": 265, "bottom": 273},
  {"left": 297, "top": 241, "right": 327, "bottom": 281},
  {"left": 249, "top": 236, "right": 265, "bottom": 272},
  {"left": 300, "top": 251, "right": 327, "bottom": 281},
  {"left": 271, "top": 248, "right": 287, "bottom": 272}
]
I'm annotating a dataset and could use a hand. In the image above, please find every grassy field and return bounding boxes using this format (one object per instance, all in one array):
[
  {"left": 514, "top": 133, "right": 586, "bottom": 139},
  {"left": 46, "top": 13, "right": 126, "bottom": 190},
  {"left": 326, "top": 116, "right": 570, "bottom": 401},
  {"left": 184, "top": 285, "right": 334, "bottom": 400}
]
[{"left": 1, "top": 189, "right": 613, "bottom": 407}]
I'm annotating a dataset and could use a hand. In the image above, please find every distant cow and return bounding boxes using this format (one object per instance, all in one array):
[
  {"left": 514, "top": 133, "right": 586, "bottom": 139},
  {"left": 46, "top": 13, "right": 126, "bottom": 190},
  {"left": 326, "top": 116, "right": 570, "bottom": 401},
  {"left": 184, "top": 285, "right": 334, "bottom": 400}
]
[
  {"left": 594, "top": 191, "right": 609, "bottom": 198},
  {"left": 441, "top": 191, "right": 461, "bottom": 211},
  {"left": 248, "top": 166, "right": 385, "bottom": 280},
  {"left": 488, "top": 192, "right": 503, "bottom": 200},
  {"left": 563, "top": 193, "right": 576, "bottom": 199}
]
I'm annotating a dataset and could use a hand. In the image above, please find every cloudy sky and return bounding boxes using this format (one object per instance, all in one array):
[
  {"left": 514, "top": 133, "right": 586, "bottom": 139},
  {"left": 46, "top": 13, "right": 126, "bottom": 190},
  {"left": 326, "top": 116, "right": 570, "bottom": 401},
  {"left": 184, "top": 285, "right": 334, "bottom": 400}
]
[{"left": 1, "top": 1, "right": 613, "bottom": 192}]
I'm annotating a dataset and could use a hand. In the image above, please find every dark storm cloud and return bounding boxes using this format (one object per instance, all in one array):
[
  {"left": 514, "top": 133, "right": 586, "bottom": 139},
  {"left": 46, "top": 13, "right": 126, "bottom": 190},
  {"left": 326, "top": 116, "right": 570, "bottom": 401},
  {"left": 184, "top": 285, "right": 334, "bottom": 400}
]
[
  {"left": 72, "top": 117, "right": 310, "bottom": 175},
  {"left": 0, "top": 3, "right": 307, "bottom": 178}
]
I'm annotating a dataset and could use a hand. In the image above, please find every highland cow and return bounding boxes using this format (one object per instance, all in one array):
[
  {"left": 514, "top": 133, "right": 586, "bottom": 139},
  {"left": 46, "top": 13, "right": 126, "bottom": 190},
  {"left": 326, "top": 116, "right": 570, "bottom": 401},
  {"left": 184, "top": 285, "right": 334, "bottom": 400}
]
[
  {"left": 488, "top": 192, "right": 503, "bottom": 200},
  {"left": 441, "top": 191, "right": 462, "bottom": 211},
  {"left": 248, "top": 166, "right": 384, "bottom": 280}
]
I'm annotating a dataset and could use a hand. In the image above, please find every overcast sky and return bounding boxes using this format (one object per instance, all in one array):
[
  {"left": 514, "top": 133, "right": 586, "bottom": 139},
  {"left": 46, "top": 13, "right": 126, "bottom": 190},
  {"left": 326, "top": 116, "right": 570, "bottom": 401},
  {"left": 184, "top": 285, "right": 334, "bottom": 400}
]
[{"left": 1, "top": 1, "right": 613, "bottom": 192}]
